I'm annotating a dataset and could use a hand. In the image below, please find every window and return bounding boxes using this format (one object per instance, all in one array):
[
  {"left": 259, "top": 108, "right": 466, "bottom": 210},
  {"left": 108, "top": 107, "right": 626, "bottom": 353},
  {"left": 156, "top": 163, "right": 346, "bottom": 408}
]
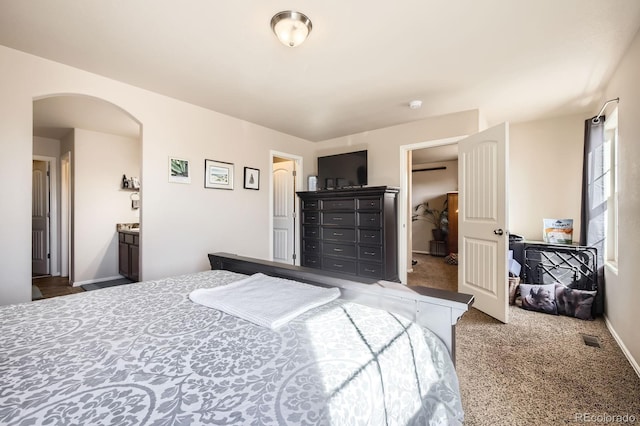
[{"left": 603, "top": 107, "right": 618, "bottom": 266}]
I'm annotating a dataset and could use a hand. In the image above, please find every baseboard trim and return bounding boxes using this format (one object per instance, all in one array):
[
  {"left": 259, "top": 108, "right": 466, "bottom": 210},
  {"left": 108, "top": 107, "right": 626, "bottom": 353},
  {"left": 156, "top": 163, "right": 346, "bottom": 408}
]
[
  {"left": 412, "top": 250, "right": 430, "bottom": 255},
  {"left": 604, "top": 314, "right": 640, "bottom": 379},
  {"left": 73, "top": 275, "right": 125, "bottom": 287}
]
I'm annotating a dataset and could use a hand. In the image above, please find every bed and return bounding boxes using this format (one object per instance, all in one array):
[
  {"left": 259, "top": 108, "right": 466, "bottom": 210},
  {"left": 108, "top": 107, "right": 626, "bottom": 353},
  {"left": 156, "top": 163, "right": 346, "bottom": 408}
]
[{"left": 0, "top": 253, "right": 473, "bottom": 425}]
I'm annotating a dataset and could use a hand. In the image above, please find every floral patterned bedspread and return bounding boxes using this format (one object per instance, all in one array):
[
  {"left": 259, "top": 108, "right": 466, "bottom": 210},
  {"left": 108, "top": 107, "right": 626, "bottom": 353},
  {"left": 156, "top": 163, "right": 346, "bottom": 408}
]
[{"left": 0, "top": 270, "right": 463, "bottom": 425}]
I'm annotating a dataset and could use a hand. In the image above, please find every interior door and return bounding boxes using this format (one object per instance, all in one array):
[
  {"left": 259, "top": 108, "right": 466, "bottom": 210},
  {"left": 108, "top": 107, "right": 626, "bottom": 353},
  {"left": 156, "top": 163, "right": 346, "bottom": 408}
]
[
  {"left": 32, "top": 160, "right": 50, "bottom": 276},
  {"left": 458, "top": 123, "right": 509, "bottom": 323},
  {"left": 272, "top": 160, "right": 296, "bottom": 264}
]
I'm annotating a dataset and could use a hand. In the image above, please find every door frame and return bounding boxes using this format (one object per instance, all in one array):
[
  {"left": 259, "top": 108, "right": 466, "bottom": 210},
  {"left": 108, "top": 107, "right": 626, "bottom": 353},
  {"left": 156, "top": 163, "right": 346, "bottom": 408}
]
[
  {"left": 33, "top": 155, "right": 58, "bottom": 277},
  {"left": 398, "top": 136, "right": 466, "bottom": 284},
  {"left": 61, "top": 151, "right": 71, "bottom": 280},
  {"left": 269, "top": 150, "right": 303, "bottom": 265}
]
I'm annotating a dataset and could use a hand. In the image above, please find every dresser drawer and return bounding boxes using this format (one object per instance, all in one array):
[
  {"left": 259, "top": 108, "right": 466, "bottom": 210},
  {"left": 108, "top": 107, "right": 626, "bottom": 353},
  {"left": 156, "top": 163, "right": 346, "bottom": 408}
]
[
  {"left": 322, "top": 212, "right": 355, "bottom": 226},
  {"left": 323, "top": 242, "right": 356, "bottom": 258},
  {"left": 322, "top": 227, "right": 355, "bottom": 242},
  {"left": 323, "top": 258, "right": 356, "bottom": 275},
  {"left": 302, "top": 211, "right": 320, "bottom": 224},
  {"left": 358, "top": 245, "right": 382, "bottom": 261},
  {"left": 303, "top": 226, "right": 320, "bottom": 239},
  {"left": 357, "top": 197, "right": 381, "bottom": 210},
  {"left": 358, "top": 229, "right": 382, "bottom": 244},
  {"left": 358, "top": 212, "right": 381, "bottom": 227},
  {"left": 358, "top": 262, "right": 384, "bottom": 279},
  {"left": 302, "top": 199, "right": 319, "bottom": 210},
  {"left": 303, "top": 240, "right": 321, "bottom": 254},
  {"left": 322, "top": 199, "right": 355, "bottom": 210},
  {"left": 302, "top": 254, "right": 321, "bottom": 268}
]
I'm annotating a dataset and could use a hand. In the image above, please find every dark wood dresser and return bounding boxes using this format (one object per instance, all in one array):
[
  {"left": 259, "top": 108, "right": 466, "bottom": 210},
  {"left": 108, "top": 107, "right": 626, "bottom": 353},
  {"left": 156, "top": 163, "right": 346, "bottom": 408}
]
[{"left": 297, "top": 186, "right": 399, "bottom": 281}]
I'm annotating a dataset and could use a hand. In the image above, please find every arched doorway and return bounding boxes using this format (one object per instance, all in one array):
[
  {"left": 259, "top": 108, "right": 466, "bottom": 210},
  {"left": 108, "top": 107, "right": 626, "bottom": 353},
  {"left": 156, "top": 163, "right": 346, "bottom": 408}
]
[{"left": 32, "top": 94, "right": 142, "bottom": 292}]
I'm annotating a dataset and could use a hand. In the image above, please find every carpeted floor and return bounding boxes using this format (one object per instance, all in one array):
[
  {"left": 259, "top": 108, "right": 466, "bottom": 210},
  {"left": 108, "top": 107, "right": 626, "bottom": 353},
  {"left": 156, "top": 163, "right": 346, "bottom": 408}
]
[
  {"left": 407, "top": 252, "right": 458, "bottom": 292},
  {"left": 408, "top": 252, "right": 639, "bottom": 424},
  {"left": 456, "top": 306, "right": 640, "bottom": 425}
]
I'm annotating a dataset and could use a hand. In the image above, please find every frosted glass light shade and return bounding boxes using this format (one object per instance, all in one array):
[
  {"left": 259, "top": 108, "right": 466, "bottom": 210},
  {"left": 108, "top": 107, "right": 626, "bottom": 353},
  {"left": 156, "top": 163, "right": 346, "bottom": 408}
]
[{"left": 271, "top": 11, "right": 312, "bottom": 47}]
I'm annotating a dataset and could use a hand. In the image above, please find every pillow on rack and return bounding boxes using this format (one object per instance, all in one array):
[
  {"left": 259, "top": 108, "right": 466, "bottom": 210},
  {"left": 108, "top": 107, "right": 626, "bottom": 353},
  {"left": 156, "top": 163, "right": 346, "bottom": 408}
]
[
  {"left": 555, "top": 284, "right": 596, "bottom": 320},
  {"left": 519, "top": 283, "right": 557, "bottom": 315}
]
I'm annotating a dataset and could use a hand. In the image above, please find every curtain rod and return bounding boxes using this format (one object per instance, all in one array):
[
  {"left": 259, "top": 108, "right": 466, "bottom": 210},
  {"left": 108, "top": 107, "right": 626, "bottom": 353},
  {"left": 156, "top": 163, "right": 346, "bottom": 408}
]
[{"left": 592, "top": 97, "right": 619, "bottom": 124}]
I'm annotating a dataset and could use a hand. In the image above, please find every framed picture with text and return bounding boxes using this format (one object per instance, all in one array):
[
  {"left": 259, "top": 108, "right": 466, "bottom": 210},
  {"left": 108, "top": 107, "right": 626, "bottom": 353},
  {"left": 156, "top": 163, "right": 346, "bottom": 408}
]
[
  {"left": 244, "top": 167, "right": 260, "bottom": 190},
  {"left": 204, "top": 159, "right": 234, "bottom": 190}
]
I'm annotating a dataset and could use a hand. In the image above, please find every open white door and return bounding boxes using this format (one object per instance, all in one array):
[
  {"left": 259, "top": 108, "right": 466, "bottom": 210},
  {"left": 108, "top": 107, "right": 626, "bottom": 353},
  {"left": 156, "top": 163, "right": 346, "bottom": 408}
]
[
  {"left": 32, "top": 160, "right": 50, "bottom": 276},
  {"left": 458, "top": 123, "right": 509, "bottom": 323},
  {"left": 272, "top": 160, "right": 296, "bottom": 264}
]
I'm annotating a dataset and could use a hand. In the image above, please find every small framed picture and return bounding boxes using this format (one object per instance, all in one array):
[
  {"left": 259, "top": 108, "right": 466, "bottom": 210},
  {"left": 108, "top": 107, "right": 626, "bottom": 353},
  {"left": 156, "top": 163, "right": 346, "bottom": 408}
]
[
  {"left": 244, "top": 167, "right": 260, "bottom": 190},
  {"left": 169, "top": 157, "right": 190, "bottom": 184},
  {"left": 205, "top": 159, "right": 234, "bottom": 190}
]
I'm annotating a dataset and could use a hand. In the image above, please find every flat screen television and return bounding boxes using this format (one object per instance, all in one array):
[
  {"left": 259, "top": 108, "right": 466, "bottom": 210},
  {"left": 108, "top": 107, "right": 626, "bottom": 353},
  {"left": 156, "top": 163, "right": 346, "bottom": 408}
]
[{"left": 317, "top": 150, "right": 368, "bottom": 190}]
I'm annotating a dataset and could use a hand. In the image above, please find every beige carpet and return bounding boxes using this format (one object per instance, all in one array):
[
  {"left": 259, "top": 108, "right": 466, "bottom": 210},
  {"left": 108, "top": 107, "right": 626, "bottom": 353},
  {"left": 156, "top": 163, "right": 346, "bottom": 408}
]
[
  {"left": 408, "top": 252, "right": 639, "bottom": 424},
  {"left": 456, "top": 306, "right": 640, "bottom": 425},
  {"left": 407, "top": 252, "right": 457, "bottom": 292}
]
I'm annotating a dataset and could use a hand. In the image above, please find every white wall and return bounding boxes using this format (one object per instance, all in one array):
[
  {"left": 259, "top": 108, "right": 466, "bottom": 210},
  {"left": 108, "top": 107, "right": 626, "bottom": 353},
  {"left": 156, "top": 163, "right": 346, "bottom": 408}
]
[
  {"left": 314, "top": 110, "right": 479, "bottom": 186},
  {"left": 509, "top": 114, "right": 585, "bottom": 241},
  {"left": 411, "top": 160, "right": 458, "bottom": 253},
  {"left": 600, "top": 28, "right": 640, "bottom": 373},
  {"left": 0, "top": 45, "right": 316, "bottom": 305},
  {"left": 73, "top": 128, "right": 140, "bottom": 283}
]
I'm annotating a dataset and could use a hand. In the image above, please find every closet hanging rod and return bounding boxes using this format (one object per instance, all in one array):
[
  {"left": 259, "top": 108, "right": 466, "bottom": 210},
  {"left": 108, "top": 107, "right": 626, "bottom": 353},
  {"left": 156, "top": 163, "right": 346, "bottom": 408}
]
[
  {"left": 412, "top": 166, "right": 446, "bottom": 173},
  {"left": 592, "top": 97, "right": 619, "bottom": 124}
]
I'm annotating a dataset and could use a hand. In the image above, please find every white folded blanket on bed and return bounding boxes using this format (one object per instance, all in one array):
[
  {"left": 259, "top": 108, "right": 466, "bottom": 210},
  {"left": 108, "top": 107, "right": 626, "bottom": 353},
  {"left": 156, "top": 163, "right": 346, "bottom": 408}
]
[{"left": 189, "top": 273, "right": 341, "bottom": 329}]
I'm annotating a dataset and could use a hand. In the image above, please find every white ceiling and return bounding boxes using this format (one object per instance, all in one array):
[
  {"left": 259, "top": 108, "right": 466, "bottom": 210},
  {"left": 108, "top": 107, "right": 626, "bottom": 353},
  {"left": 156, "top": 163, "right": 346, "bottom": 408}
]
[{"left": 3, "top": 0, "right": 640, "bottom": 142}]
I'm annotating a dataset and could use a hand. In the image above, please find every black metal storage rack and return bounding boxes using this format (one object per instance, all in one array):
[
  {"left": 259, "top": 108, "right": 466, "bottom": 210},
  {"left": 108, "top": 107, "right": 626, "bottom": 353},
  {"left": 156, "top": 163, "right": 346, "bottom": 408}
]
[{"left": 522, "top": 243, "right": 598, "bottom": 292}]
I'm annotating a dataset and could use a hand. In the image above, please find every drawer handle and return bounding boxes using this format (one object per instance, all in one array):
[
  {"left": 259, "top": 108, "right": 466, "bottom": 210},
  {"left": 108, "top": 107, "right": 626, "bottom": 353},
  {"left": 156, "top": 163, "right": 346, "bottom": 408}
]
[
  {"left": 333, "top": 248, "right": 343, "bottom": 252},
  {"left": 369, "top": 218, "right": 376, "bottom": 222},
  {"left": 333, "top": 232, "right": 343, "bottom": 236},
  {"left": 364, "top": 251, "right": 376, "bottom": 256},
  {"left": 333, "top": 264, "right": 343, "bottom": 268},
  {"left": 370, "top": 202, "right": 375, "bottom": 206},
  {"left": 308, "top": 259, "right": 316, "bottom": 264},
  {"left": 333, "top": 217, "right": 343, "bottom": 221},
  {"left": 365, "top": 235, "right": 376, "bottom": 238},
  {"left": 364, "top": 268, "right": 376, "bottom": 273}
]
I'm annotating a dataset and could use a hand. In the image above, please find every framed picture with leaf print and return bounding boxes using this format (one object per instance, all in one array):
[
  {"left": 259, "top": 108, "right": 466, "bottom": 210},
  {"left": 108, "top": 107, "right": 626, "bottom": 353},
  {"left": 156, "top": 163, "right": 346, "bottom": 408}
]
[{"left": 168, "top": 157, "right": 190, "bottom": 184}]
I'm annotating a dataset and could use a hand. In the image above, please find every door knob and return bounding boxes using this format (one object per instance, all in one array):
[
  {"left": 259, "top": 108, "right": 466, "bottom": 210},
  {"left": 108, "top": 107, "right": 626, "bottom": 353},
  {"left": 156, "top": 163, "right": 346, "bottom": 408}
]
[{"left": 494, "top": 229, "right": 504, "bottom": 235}]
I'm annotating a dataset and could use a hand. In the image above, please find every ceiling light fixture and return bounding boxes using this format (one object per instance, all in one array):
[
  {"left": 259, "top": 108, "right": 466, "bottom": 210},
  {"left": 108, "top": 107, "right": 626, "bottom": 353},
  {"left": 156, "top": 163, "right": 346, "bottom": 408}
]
[
  {"left": 271, "top": 10, "right": 312, "bottom": 47},
  {"left": 409, "top": 100, "right": 423, "bottom": 109}
]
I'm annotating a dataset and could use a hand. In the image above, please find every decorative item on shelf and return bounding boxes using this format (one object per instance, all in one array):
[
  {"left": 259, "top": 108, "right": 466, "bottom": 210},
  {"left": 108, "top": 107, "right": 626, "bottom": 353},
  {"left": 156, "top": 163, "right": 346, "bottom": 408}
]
[
  {"left": 413, "top": 198, "right": 449, "bottom": 241},
  {"left": 122, "top": 174, "right": 141, "bottom": 190},
  {"left": 243, "top": 167, "right": 260, "bottom": 190}
]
